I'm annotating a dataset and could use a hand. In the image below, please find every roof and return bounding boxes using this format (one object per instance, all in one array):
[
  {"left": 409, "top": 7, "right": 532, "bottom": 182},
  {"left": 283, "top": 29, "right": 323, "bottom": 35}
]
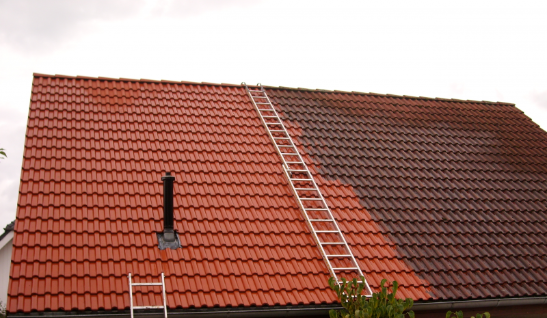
[
  {"left": 0, "top": 220, "right": 15, "bottom": 251},
  {"left": 8, "top": 74, "right": 547, "bottom": 314},
  {"left": 0, "top": 220, "right": 15, "bottom": 242}
]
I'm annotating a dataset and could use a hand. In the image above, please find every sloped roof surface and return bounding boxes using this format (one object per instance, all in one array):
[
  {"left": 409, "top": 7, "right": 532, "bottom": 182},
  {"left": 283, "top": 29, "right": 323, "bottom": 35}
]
[
  {"left": 10, "top": 75, "right": 430, "bottom": 313},
  {"left": 268, "top": 88, "right": 547, "bottom": 299},
  {"left": 9, "top": 74, "right": 547, "bottom": 313}
]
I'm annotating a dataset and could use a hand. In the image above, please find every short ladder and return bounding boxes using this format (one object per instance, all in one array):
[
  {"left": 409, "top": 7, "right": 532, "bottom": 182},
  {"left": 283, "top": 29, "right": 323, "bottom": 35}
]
[
  {"left": 242, "top": 83, "right": 372, "bottom": 296},
  {"left": 128, "top": 273, "right": 168, "bottom": 318}
]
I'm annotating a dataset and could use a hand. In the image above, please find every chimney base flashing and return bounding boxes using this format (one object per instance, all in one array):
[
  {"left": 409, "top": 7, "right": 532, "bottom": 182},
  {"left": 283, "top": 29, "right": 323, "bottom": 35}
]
[{"left": 157, "top": 232, "right": 182, "bottom": 250}]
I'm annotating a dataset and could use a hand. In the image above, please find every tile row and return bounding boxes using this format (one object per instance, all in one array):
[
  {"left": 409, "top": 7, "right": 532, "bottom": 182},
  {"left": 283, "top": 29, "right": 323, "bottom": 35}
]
[
  {"left": 33, "top": 77, "right": 247, "bottom": 95},
  {"left": 268, "top": 88, "right": 517, "bottom": 110},
  {"left": 277, "top": 103, "right": 530, "bottom": 129}
]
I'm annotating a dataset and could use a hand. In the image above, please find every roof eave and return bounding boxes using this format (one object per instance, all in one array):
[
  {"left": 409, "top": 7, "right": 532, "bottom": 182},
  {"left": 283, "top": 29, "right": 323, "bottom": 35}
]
[
  {"left": 7, "top": 297, "right": 547, "bottom": 318},
  {"left": 7, "top": 305, "right": 338, "bottom": 318},
  {"left": 413, "top": 296, "right": 547, "bottom": 311}
]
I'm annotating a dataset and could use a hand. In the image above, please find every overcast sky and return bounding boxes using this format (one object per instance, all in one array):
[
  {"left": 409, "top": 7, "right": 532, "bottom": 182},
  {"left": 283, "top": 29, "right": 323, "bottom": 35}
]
[{"left": 1, "top": 0, "right": 547, "bottom": 229}]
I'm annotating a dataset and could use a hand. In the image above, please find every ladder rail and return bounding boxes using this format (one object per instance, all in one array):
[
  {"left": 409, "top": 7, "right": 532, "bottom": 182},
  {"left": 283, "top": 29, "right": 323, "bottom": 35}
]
[
  {"left": 161, "top": 273, "right": 167, "bottom": 318},
  {"left": 285, "top": 166, "right": 367, "bottom": 286},
  {"left": 283, "top": 166, "right": 342, "bottom": 280},
  {"left": 243, "top": 83, "right": 372, "bottom": 296},
  {"left": 129, "top": 273, "right": 134, "bottom": 318},
  {"left": 289, "top": 165, "right": 366, "bottom": 277},
  {"left": 128, "top": 273, "right": 168, "bottom": 318},
  {"left": 243, "top": 84, "right": 308, "bottom": 167}
]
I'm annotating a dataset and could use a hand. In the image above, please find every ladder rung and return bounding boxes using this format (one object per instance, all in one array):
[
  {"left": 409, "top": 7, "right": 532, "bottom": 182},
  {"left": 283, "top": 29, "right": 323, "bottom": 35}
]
[
  {"left": 332, "top": 267, "right": 360, "bottom": 270},
  {"left": 258, "top": 108, "right": 273, "bottom": 111},
  {"left": 133, "top": 306, "right": 165, "bottom": 310},
  {"left": 299, "top": 198, "right": 322, "bottom": 201},
  {"left": 273, "top": 137, "right": 290, "bottom": 140},
  {"left": 128, "top": 272, "right": 167, "bottom": 318},
  {"left": 248, "top": 89, "right": 263, "bottom": 92},
  {"left": 277, "top": 145, "right": 295, "bottom": 148},
  {"left": 266, "top": 122, "right": 282, "bottom": 125},
  {"left": 262, "top": 116, "right": 279, "bottom": 118},
  {"left": 287, "top": 168, "right": 308, "bottom": 172},
  {"left": 271, "top": 130, "right": 286, "bottom": 132},
  {"left": 309, "top": 219, "right": 334, "bottom": 222},
  {"left": 327, "top": 254, "right": 353, "bottom": 257},
  {"left": 321, "top": 242, "right": 345, "bottom": 245},
  {"left": 305, "top": 208, "right": 329, "bottom": 211},
  {"left": 290, "top": 178, "right": 313, "bottom": 181},
  {"left": 294, "top": 188, "right": 317, "bottom": 191},
  {"left": 315, "top": 230, "right": 339, "bottom": 233},
  {"left": 285, "top": 161, "right": 304, "bottom": 164}
]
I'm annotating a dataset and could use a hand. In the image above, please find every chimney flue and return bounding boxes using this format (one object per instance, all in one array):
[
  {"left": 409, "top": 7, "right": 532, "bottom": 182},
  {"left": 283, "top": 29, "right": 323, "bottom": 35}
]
[{"left": 161, "top": 172, "right": 176, "bottom": 242}]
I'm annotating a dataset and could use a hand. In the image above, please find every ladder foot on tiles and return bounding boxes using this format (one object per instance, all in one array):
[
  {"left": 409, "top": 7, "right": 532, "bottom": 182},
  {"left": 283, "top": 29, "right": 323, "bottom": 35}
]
[
  {"left": 243, "top": 83, "right": 372, "bottom": 296},
  {"left": 128, "top": 273, "right": 168, "bottom": 318}
]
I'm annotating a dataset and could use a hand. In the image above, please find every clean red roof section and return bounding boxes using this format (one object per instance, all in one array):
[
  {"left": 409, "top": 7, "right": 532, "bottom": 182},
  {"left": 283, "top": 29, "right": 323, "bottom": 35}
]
[{"left": 9, "top": 75, "right": 430, "bottom": 313}]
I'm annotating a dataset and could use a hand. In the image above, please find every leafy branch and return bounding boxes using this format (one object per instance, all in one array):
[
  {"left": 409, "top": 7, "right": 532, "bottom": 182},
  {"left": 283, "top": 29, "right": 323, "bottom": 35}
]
[
  {"left": 328, "top": 276, "right": 414, "bottom": 318},
  {"left": 446, "top": 310, "right": 490, "bottom": 318}
]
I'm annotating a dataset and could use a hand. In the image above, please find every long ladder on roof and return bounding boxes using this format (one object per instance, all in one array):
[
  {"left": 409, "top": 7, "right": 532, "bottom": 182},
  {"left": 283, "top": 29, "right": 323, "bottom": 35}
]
[
  {"left": 128, "top": 273, "right": 168, "bottom": 318},
  {"left": 242, "top": 83, "right": 372, "bottom": 296}
]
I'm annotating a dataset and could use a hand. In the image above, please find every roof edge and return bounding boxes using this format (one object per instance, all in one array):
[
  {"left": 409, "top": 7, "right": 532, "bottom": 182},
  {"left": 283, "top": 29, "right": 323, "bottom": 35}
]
[
  {"left": 31, "top": 73, "right": 515, "bottom": 106},
  {"left": 6, "top": 304, "right": 339, "bottom": 318},
  {"left": 413, "top": 296, "right": 547, "bottom": 311},
  {"left": 263, "top": 85, "right": 515, "bottom": 106},
  {"left": 7, "top": 297, "right": 547, "bottom": 318},
  {"left": 0, "top": 220, "right": 15, "bottom": 242},
  {"left": 32, "top": 73, "right": 243, "bottom": 88}
]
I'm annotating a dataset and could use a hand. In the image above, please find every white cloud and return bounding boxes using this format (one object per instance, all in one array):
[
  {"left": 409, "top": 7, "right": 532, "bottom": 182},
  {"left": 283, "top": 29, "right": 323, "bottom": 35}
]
[
  {"left": 0, "top": 108, "right": 27, "bottom": 229},
  {"left": 532, "top": 90, "right": 547, "bottom": 112},
  {"left": 0, "top": 0, "right": 145, "bottom": 52},
  {"left": 0, "top": 0, "right": 253, "bottom": 53}
]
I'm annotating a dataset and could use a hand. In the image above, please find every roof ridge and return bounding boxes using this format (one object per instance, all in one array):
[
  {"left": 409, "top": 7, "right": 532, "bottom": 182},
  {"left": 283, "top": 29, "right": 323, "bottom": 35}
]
[
  {"left": 32, "top": 73, "right": 244, "bottom": 88},
  {"left": 263, "top": 85, "right": 515, "bottom": 106},
  {"left": 32, "top": 73, "right": 515, "bottom": 106}
]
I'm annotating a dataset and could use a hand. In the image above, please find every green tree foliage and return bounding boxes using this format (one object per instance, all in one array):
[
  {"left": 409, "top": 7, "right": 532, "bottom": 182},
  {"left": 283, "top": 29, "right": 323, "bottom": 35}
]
[
  {"left": 0, "top": 148, "right": 6, "bottom": 160},
  {"left": 446, "top": 310, "right": 490, "bottom": 318},
  {"left": 328, "top": 276, "right": 415, "bottom": 318}
]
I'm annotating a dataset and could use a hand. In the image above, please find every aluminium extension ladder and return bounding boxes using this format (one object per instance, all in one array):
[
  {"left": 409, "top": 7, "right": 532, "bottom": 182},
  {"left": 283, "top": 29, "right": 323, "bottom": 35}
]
[
  {"left": 242, "top": 83, "right": 372, "bottom": 296},
  {"left": 128, "top": 273, "right": 168, "bottom": 318}
]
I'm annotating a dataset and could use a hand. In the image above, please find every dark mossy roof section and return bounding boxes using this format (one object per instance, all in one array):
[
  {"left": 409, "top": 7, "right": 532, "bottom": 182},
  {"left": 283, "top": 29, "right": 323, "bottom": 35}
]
[{"left": 267, "top": 87, "right": 547, "bottom": 300}]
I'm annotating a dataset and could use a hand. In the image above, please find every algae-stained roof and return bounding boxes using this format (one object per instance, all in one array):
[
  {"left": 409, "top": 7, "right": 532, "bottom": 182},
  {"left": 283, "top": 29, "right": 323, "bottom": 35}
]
[
  {"left": 268, "top": 87, "right": 547, "bottom": 299},
  {"left": 8, "top": 74, "right": 547, "bottom": 313}
]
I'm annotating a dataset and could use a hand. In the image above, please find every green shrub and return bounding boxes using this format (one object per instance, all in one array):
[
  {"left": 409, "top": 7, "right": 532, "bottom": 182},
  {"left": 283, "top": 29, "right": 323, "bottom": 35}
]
[
  {"left": 0, "top": 301, "right": 6, "bottom": 318},
  {"left": 446, "top": 310, "right": 490, "bottom": 318},
  {"left": 328, "top": 276, "right": 415, "bottom": 318}
]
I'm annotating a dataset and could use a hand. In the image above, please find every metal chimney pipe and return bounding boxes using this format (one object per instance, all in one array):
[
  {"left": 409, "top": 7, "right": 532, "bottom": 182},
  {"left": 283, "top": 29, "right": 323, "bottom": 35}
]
[{"left": 161, "top": 172, "right": 176, "bottom": 242}]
